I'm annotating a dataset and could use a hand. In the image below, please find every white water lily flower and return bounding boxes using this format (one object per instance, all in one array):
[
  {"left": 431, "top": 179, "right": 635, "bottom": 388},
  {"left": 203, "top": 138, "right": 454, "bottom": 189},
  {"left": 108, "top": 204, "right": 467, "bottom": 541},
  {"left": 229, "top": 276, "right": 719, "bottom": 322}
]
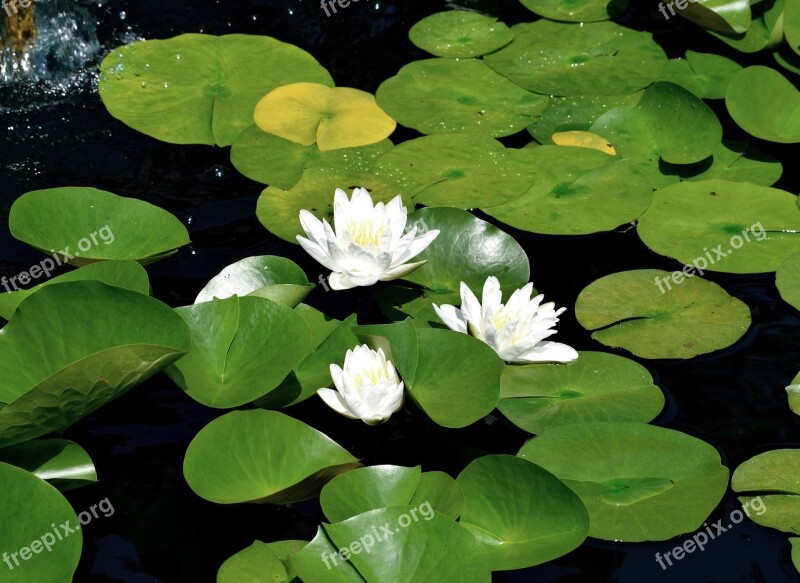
[
  {"left": 317, "top": 345, "right": 404, "bottom": 425},
  {"left": 297, "top": 187, "right": 440, "bottom": 290},
  {"left": 433, "top": 276, "right": 578, "bottom": 364}
]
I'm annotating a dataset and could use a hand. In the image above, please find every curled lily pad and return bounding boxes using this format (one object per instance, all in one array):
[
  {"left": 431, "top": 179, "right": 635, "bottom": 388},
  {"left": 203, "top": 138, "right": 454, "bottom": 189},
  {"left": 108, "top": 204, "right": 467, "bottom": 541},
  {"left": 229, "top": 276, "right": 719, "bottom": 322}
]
[
  {"left": 637, "top": 179, "right": 800, "bottom": 274},
  {"left": 254, "top": 83, "right": 396, "bottom": 151},
  {"left": 230, "top": 127, "right": 392, "bottom": 188},
  {"left": 575, "top": 269, "right": 751, "bottom": 359},
  {"left": 376, "top": 58, "right": 548, "bottom": 138},
  {"left": 9, "top": 187, "right": 190, "bottom": 265},
  {"left": 183, "top": 410, "right": 361, "bottom": 504},
  {"left": 99, "top": 34, "right": 333, "bottom": 146},
  {"left": 373, "top": 134, "right": 535, "bottom": 209},
  {"left": 483, "top": 145, "right": 653, "bottom": 235},
  {"left": 726, "top": 66, "right": 800, "bottom": 143},
  {"left": 658, "top": 51, "right": 743, "bottom": 99},
  {"left": 498, "top": 351, "right": 664, "bottom": 434},
  {"left": 0, "top": 439, "right": 97, "bottom": 492},
  {"left": 0, "top": 260, "right": 150, "bottom": 321},
  {"left": 519, "top": 0, "right": 628, "bottom": 22},
  {"left": 320, "top": 465, "right": 422, "bottom": 523},
  {"left": 709, "top": 1, "right": 784, "bottom": 53},
  {"left": 0, "top": 282, "right": 190, "bottom": 448},
  {"left": 777, "top": 252, "right": 800, "bottom": 311},
  {"left": 518, "top": 422, "right": 730, "bottom": 541},
  {"left": 166, "top": 296, "right": 312, "bottom": 409},
  {"left": 0, "top": 463, "right": 82, "bottom": 583},
  {"left": 457, "top": 454, "right": 589, "bottom": 570},
  {"left": 678, "top": 0, "right": 751, "bottom": 34},
  {"left": 195, "top": 255, "right": 312, "bottom": 307},
  {"left": 408, "top": 11, "right": 514, "bottom": 58},
  {"left": 218, "top": 540, "right": 305, "bottom": 583},
  {"left": 484, "top": 20, "right": 667, "bottom": 96}
]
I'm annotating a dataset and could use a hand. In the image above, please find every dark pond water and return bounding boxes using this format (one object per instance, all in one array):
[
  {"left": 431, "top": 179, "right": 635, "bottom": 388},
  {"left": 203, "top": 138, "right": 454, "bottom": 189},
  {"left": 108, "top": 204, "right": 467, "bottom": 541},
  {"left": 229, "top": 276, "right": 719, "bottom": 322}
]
[{"left": 2, "top": 0, "right": 800, "bottom": 581}]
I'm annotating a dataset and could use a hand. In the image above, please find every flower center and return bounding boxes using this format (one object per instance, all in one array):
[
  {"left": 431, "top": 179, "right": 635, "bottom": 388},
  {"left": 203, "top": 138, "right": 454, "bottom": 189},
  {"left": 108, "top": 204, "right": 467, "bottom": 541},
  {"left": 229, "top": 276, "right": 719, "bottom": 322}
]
[
  {"left": 351, "top": 364, "right": 388, "bottom": 388},
  {"left": 348, "top": 219, "right": 386, "bottom": 248}
]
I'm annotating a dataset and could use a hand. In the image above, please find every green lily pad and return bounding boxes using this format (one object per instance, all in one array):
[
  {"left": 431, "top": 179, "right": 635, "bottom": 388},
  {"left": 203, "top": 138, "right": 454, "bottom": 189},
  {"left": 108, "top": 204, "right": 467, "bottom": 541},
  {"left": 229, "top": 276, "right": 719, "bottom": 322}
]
[
  {"left": 709, "top": 0, "right": 784, "bottom": 53},
  {"left": 195, "top": 255, "right": 312, "bottom": 307},
  {"left": 484, "top": 20, "right": 667, "bottom": 96},
  {"left": 0, "top": 439, "right": 97, "bottom": 492},
  {"left": 658, "top": 51, "right": 743, "bottom": 99},
  {"left": 375, "top": 58, "right": 548, "bottom": 138},
  {"left": 677, "top": 0, "right": 751, "bottom": 34},
  {"left": 99, "top": 33, "right": 333, "bottom": 146},
  {"left": 777, "top": 252, "right": 800, "bottom": 311},
  {"left": 292, "top": 527, "right": 366, "bottom": 583},
  {"left": 518, "top": 421, "right": 729, "bottom": 541},
  {"left": 483, "top": 145, "right": 654, "bottom": 235},
  {"left": 575, "top": 269, "right": 751, "bottom": 359},
  {"left": 736, "top": 494, "right": 800, "bottom": 533},
  {"left": 732, "top": 449, "right": 800, "bottom": 494},
  {"left": 519, "top": 0, "right": 628, "bottom": 22},
  {"left": 256, "top": 167, "right": 402, "bottom": 243},
  {"left": 165, "top": 296, "right": 312, "bottom": 409},
  {"left": 183, "top": 410, "right": 361, "bottom": 504},
  {"left": 408, "top": 11, "right": 514, "bottom": 58},
  {"left": 498, "top": 351, "right": 664, "bottom": 434},
  {"left": 230, "top": 127, "right": 392, "bottom": 188},
  {"left": 218, "top": 540, "right": 305, "bottom": 583},
  {"left": 373, "top": 134, "right": 535, "bottom": 209},
  {"left": 9, "top": 187, "right": 190, "bottom": 266},
  {"left": 662, "top": 139, "right": 782, "bottom": 186},
  {"left": 791, "top": 538, "right": 800, "bottom": 573},
  {"left": 409, "top": 471, "right": 465, "bottom": 520},
  {"left": 0, "top": 260, "right": 150, "bottom": 321},
  {"left": 254, "top": 83, "right": 395, "bottom": 151},
  {"left": 0, "top": 463, "right": 82, "bottom": 583},
  {"left": 786, "top": 0, "right": 800, "bottom": 56},
  {"left": 0, "top": 282, "right": 190, "bottom": 448},
  {"left": 637, "top": 180, "right": 800, "bottom": 274},
  {"left": 457, "top": 454, "right": 589, "bottom": 570},
  {"left": 727, "top": 66, "right": 800, "bottom": 143},
  {"left": 399, "top": 207, "right": 530, "bottom": 294},
  {"left": 787, "top": 371, "right": 800, "bottom": 415},
  {"left": 321, "top": 465, "right": 422, "bottom": 523},
  {"left": 323, "top": 507, "right": 491, "bottom": 582},
  {"left": 527, "top": 93, "right": 642, "bottom": 145}
]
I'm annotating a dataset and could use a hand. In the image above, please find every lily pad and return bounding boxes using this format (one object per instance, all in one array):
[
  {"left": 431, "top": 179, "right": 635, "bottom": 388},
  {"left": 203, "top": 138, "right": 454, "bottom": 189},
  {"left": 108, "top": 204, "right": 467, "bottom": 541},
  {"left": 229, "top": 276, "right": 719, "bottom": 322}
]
[
  {"left": 230, "top": 127, "right": 392, "bottom": 188},
  {"left": 677, "top": 0, "right": 752, "bottom": 34},
  {"left": 662, "top": 139, "right": 782, "bottom": 186},
  {"left": 254, "top": 83, "right": 395, "bottom": 151},
  {"left": 637, "top": 179, "right": 800, "bottom": 274},
  {"left": 498, "top": 351, "right": 664, "bottom": 434},
  {"left": 183, "top": 409, "right": 361, "bottom": 504},
  {"left": 483, "top": 145, "right": 654, "bottom": 235},
  {"left": 408, "top": 11, "right": 514, "bottom": 58},
  {"left": 735, "top": 494, "right": 800, "bottom": 533},
  {"left": 195, "top": 255, "right": 312, "bottom": 307},
  {"left": 0, "top": 260, "right": 150, "bottom": 321},
  {"left": 709, "top": 1, "right": 784, "bottom": 53},
  {"left": 518, "top": 421, "right": 729, "bottom": 541},
  {"left": 166, "top": 296, "right": 312, "bottom": 409},
  {"left": 484, "top": 20, "right": 667, "bottom": 96},
  {"left": 732, "top": 449, "right": 800, "bottom": 494},
  {"left": 0, "top": 463, "right": 82, "bottom": 583},
  {"left": 373, "top": 134, "right": 536, "bottom": 209},
  {"left": 791, "top": 538, "right": 800, "bottom": 573},
  {"left": 409, "top": 471, "right": 465, "bottom": 520},
  {"left": 292, "top": 527, "right": 366, "bottom": 583},
  {"left": 0, "top": 282, "right": 190, "bottom": 447},
  {"left": 457, "top": 454, "right": 589, "bottom": 570},
  {"left": 726, "top": 66, "right": 800, "bottom": 143},
  {"left": 519, "top": 0, "right": 628, "bottom": 22},
  {"left": 99, "top": 34, "right": 333, "bottom": 146},
  {"left": 323, "top": 507, "right": 491, "bottom": 582},
  {"left": 9, "top": 187, "right": 190, "bottom": 265},
  {"left": 320, "top": 465, "right": 422, "bottom": 523},
  {"left": 777, "top": 252, "right": 800, "bottom": 311},
  {"left": 787, "top": 371, "right": 800, "bottom": 415},
  {"left": 217, "top": 541, "right": 291, "bottom": 583},
  {"left": 375, "top": 58, "right": 548, "bottom": 138},
  {"left": 575, "top": 269, "right": 751, "bottom": 359},
  {"left": 659, "top": 51, "right": 743, "bottom": 99},
  {"left": 0, "top": 439, "right": 97, "bottom": 492},
  {"left": 256, "top": 167, "right": 401, "bottom": 243},
  {"left": 527, "top": 93, "right": 642, "bottom": 145}
]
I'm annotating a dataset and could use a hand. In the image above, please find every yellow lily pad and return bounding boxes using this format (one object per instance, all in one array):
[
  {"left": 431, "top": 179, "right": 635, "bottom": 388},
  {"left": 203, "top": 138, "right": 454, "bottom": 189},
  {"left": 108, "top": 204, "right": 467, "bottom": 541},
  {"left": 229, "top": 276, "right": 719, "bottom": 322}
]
[
  {"left": 254, "top": 82, "right": 396, "bottom": 151},
  {"left": 552, "top": 131, "right": 616, "bottom": 155}
]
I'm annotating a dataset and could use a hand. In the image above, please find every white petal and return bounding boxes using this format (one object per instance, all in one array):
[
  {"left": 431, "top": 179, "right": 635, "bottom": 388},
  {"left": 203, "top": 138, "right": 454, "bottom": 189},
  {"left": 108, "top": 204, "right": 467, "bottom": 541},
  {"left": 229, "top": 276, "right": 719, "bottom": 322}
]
[
  {"left": 432, "top": 303, "right": 468, "bottom": 334},
  {"left": 317, "top": 388, "right": 359, "bottom": 419},
  {"left": 297, "top": 236, "right": 338, "bottom": 271},
  {"left": 329, "top": 271, "right": 380, "bottom": 290},
  {"left": 481, "top": 276, "right": 503, "bottom": 320},
  {"left": 380, "top": 260, "right": 427, "bottom": 281},
  {"left": 298, "top": 210, "right": 329, "bottom": 249},
  {"left": 392, "top": 229, "right": 440, "bottom": 265},
  {"left": 516, "top": 341, "right": 579, "bottom": 364},
  {"left": 459, "top": 282, "right": 484, "bottom": 335}
]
